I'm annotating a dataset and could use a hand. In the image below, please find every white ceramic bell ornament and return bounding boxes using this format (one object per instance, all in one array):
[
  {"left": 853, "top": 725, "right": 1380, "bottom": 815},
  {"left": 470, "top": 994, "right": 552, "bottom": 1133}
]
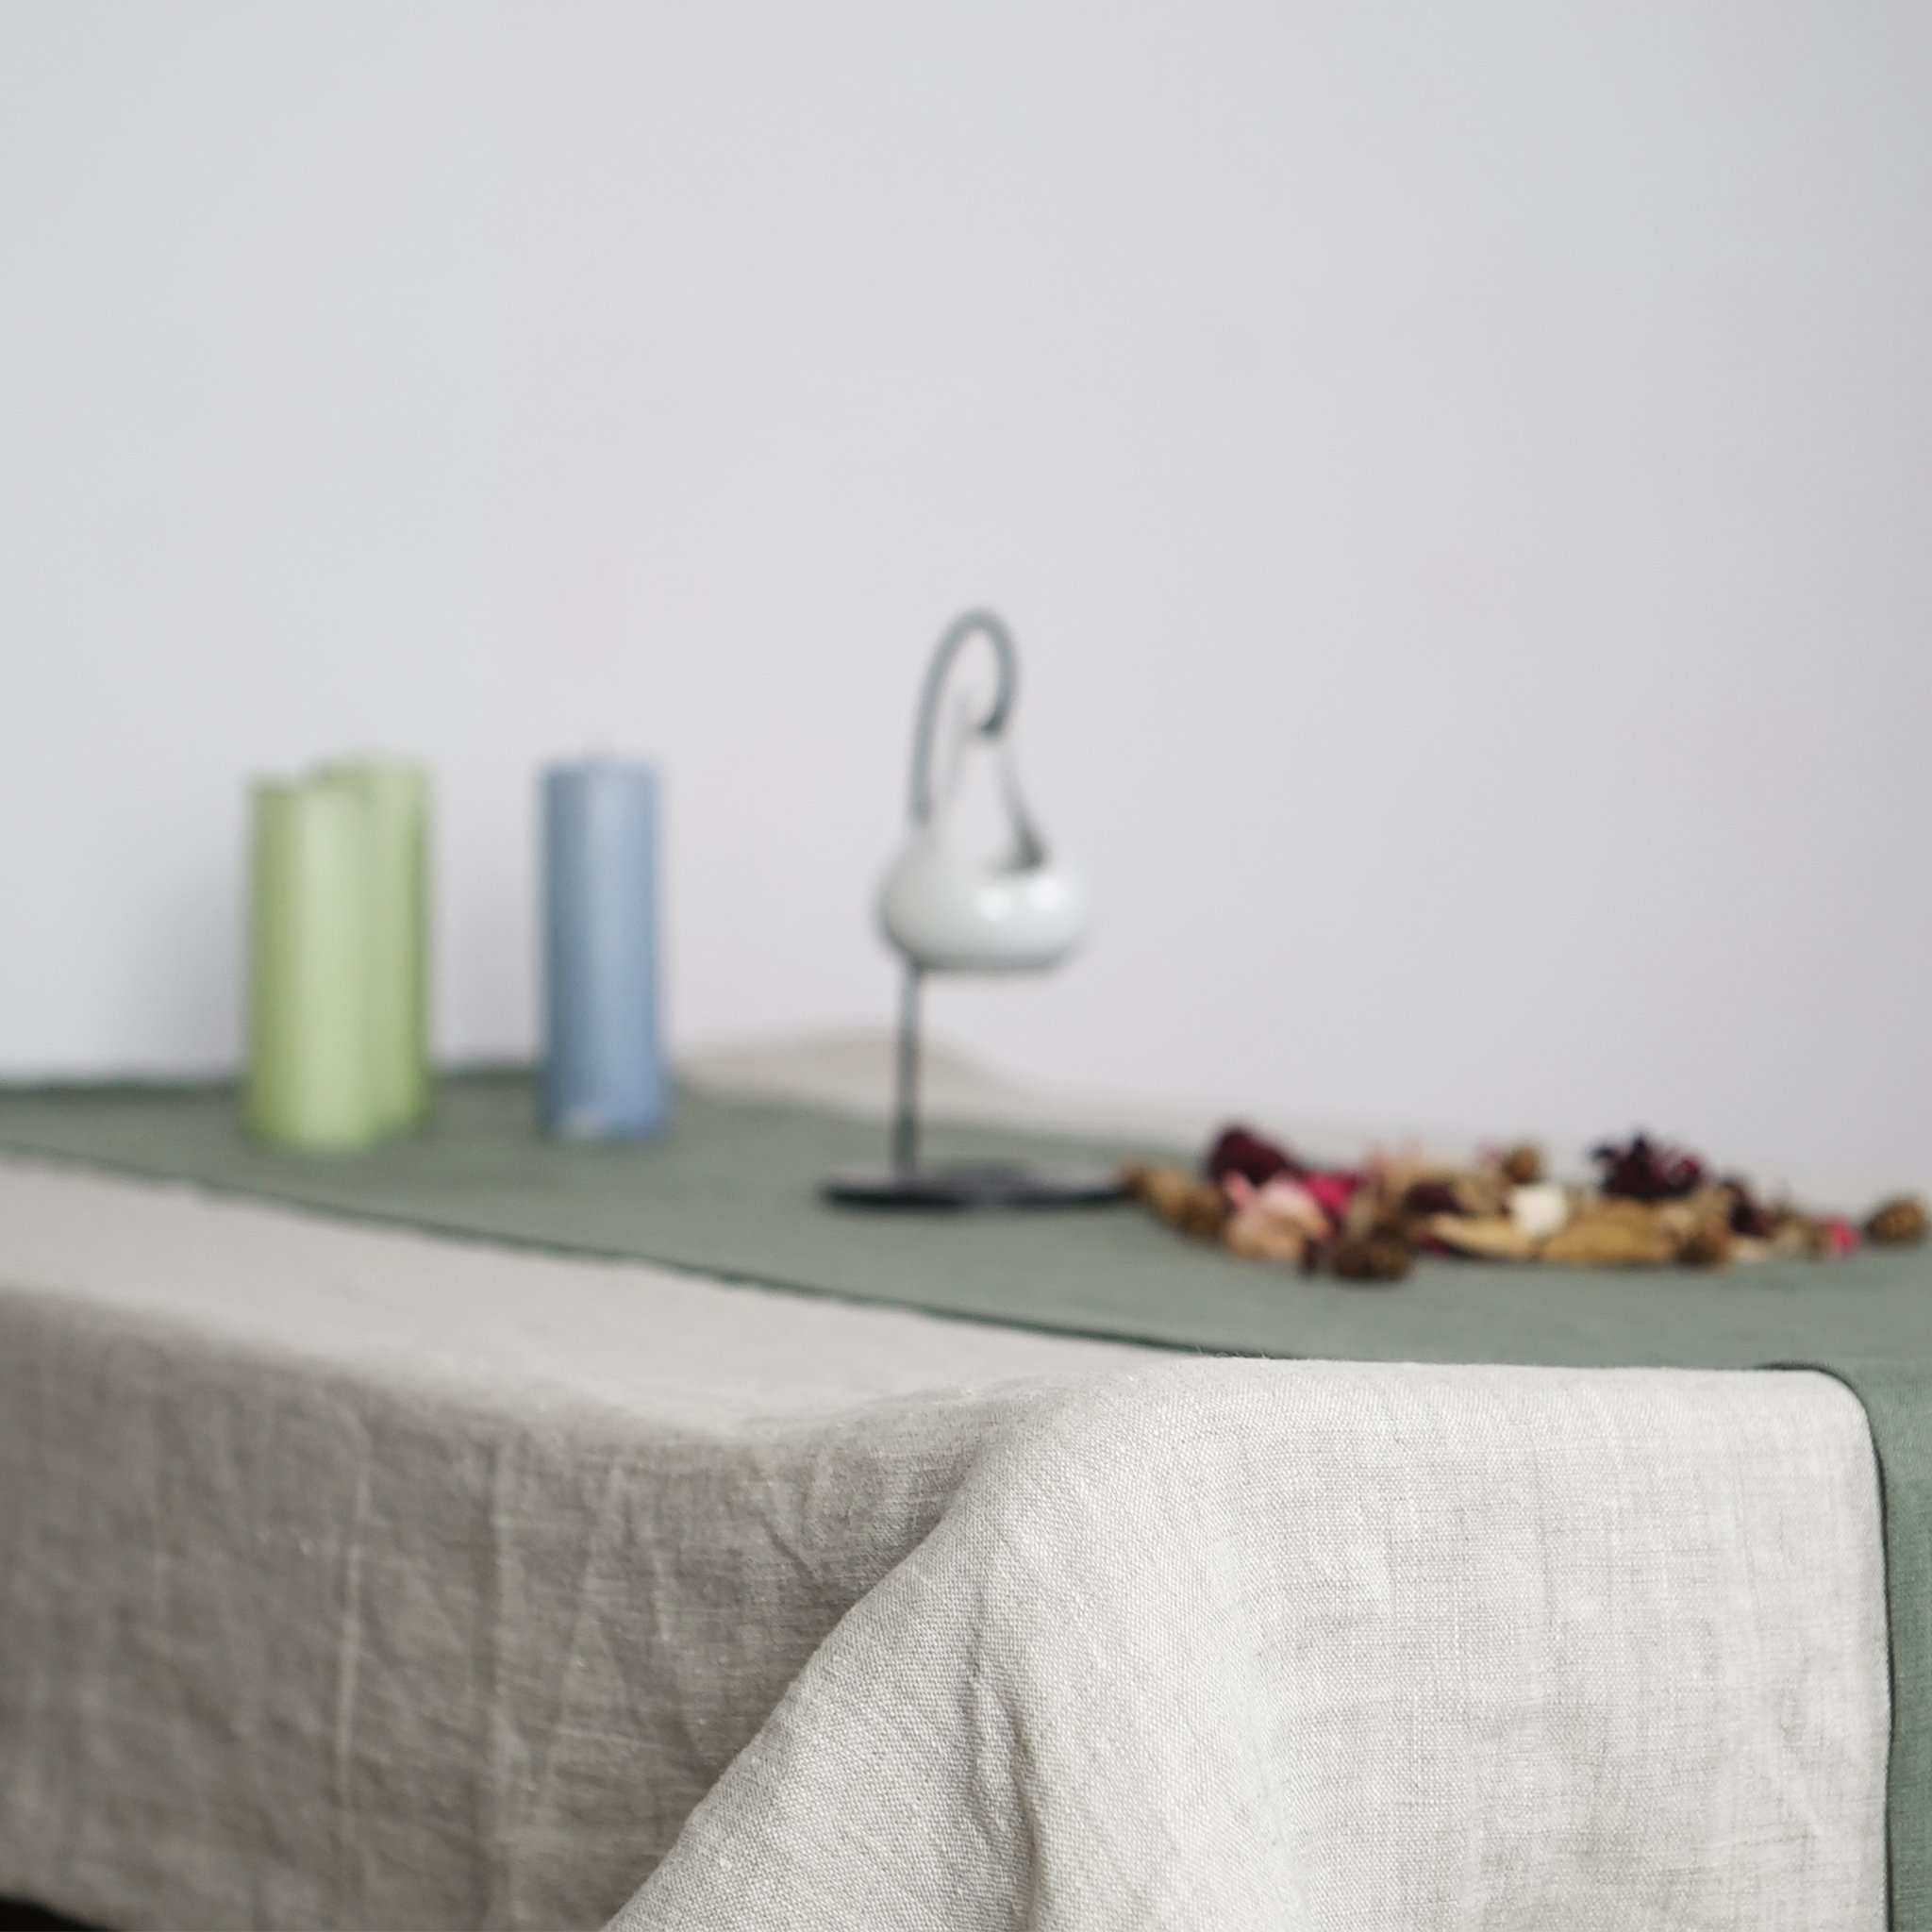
[
  {"left": 879, "top": 815, "right": 1089, "bottom": 972},
  {"left": 824, "top": 609, "right": 1120, "bottom": 1208},
  {"left": 876, "top": 624, "right": 1090, "bottom": 973}
]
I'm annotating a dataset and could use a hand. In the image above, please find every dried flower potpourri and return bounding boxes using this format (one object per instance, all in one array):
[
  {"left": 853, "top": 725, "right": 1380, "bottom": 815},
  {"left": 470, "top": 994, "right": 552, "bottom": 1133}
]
[{"left": 1121, "top": 1126, "right": 1926, "bottom": 1286}]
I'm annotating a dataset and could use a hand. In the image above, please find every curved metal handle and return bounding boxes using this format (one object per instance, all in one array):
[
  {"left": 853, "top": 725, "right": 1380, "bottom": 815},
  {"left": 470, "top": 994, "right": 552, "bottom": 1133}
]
[{"left": 907, "top": 609, "right": 1019, "bottom": 824}]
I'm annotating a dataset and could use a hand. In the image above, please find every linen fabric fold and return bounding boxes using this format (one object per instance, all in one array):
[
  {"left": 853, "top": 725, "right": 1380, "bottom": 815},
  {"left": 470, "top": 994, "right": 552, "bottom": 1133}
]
[{"left": 615, "top": 1361, "right": 1887, "bottom": 1931}]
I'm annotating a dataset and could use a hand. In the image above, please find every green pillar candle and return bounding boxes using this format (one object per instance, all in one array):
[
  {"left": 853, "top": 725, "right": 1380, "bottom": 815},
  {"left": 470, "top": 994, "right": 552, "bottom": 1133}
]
[
  {"left": 323, "top": 759, "right": 431, "bottom": 1133},
  {"left": 244, "top": 780, "right": 379, "bottom": 1152}
]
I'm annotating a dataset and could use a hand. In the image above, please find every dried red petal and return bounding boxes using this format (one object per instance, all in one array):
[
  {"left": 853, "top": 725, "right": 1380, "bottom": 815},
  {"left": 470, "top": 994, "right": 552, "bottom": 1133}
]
[
  {"left": 1304, "top": 1172, "right": 1358, "bottom": 1222},
  {"left": 1205, "top": 1125, "right": 1305, "bottom": 1189}
]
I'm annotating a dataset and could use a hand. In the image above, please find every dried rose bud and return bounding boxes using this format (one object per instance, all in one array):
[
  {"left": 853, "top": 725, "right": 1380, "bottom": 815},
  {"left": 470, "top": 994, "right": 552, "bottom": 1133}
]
[
  {"left": 1499, "top": 1143, "right": 1543, "bottom": 1186},
  {"left": 1676, "top": 1223, "right": 1734, "bottom": 1269},
  {"left": 1865, "top": 1196, "right": 1927, "bottom": 1246},
  {"left": 1327, "top": 1230, "right": 1413, "bottom": 1284},
  {"left": 1124, "top": 1163, "right": 1228, "bottom": 1241}
]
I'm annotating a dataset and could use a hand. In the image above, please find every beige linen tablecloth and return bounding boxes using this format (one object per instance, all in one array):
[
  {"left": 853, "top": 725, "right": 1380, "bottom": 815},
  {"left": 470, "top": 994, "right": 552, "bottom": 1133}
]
[{"left": 0, "top": 1155, "right": 1890, "bottom": 1931}]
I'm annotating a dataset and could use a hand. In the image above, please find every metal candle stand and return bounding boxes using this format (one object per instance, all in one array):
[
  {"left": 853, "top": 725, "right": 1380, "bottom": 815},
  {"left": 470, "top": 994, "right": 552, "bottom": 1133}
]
[{"left": 824, "top": 610, "right": 1125, "bottom": 1209}]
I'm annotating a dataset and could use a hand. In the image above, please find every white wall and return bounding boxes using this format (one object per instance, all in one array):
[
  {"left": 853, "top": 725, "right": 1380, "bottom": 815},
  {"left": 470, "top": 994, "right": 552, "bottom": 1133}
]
[{"left": 3, "top": 2, "right": 1929, "bottom": 1188}]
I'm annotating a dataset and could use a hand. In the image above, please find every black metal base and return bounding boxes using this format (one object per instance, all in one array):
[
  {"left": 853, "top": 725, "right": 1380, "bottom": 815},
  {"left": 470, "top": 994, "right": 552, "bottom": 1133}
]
[{"left": 824, "top": 1161, "right": 1127, "bottom": 1209}]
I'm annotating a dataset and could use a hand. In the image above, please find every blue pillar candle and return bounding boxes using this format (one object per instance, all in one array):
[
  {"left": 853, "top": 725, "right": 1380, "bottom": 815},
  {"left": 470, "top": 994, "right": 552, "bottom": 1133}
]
[{"left": 540, "top": 759, "right": 669, "bottom": 1140}]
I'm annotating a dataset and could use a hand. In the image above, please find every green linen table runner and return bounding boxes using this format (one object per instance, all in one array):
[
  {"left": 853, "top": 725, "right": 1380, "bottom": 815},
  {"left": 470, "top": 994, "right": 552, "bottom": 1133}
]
[
  {"left": 0, "top": 1068, "right": 1929, "bottom": 1368},
  {"left": 1806, "top": 1364, "right": 1932, "bottom": 1924}
]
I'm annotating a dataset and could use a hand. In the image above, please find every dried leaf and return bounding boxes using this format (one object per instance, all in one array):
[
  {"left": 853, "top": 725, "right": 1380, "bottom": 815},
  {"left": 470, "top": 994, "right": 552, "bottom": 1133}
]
[{"left": 1426, "top": 1213, "right": 1535, "bottom": 1261}]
